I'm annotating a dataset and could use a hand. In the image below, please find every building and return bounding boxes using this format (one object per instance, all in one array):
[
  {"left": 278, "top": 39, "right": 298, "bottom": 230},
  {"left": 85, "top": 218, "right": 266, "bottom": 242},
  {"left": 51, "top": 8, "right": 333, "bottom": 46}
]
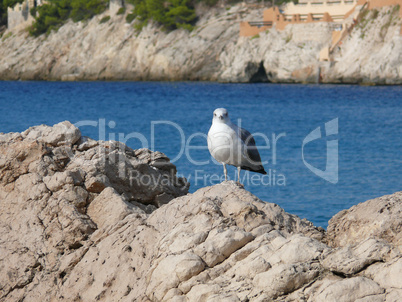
[
  {"left": 240, "top": 0, "right": 402, "bottom": 37},
  {"left": 7, "top": 0, "right": 44, "bottom": 30},
  {"left": 240, "top": 0, "right": 364, "bottom": 36},
  {"left": 284, "top": 0, "right": 359, "bottom": 22}
]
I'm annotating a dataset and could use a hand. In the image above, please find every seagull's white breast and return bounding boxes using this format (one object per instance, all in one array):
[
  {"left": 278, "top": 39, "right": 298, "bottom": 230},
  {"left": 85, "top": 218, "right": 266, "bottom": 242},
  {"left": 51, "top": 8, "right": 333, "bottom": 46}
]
[{"left": 208, "top": 122, "right": 246, "bottom": 166}]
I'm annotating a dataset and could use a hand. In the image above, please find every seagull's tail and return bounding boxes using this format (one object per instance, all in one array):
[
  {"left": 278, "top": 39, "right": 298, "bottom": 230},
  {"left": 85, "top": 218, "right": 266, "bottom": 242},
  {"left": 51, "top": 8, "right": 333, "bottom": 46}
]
[
  {"left": 255, "top": 168, "right": 267, "bottom": 175},
  {"left": 241, "top": 165, "right": 267, "bottom": 175}
]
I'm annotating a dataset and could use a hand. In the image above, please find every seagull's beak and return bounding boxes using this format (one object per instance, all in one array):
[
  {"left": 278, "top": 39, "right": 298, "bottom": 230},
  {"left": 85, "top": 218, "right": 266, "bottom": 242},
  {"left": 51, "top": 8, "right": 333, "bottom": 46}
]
[{"left": 219, "top": 115, "right": 223, "bottom": 120}]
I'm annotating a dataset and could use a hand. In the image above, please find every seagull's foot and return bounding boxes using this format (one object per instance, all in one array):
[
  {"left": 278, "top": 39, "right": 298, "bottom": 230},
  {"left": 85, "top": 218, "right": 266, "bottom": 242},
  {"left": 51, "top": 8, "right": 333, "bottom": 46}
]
[{"left": 236, "top": 181, "right": 244, "bottom": 188}]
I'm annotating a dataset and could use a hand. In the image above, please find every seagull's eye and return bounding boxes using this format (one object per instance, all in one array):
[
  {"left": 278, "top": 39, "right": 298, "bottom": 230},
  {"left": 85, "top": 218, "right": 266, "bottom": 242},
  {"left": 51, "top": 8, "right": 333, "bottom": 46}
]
[{"left": 214, "top": 113, "right": 216, "bottom": 117}]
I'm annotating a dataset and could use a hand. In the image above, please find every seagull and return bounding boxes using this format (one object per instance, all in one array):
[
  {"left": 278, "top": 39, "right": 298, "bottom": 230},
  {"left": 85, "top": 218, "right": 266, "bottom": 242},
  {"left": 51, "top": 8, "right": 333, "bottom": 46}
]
[{"left": 207, "top": 108, "right": 267, "bottom": 183}]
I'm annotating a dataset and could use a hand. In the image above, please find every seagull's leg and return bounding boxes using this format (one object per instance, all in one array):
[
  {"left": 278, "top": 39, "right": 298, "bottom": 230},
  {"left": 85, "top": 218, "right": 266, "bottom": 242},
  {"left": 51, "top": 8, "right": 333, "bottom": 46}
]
[
  {"left": 223, "top": 163, "right": 227, "bottom": 181},
  {"left": 237, "top": 166, "right": 241, "bottom": 184}
]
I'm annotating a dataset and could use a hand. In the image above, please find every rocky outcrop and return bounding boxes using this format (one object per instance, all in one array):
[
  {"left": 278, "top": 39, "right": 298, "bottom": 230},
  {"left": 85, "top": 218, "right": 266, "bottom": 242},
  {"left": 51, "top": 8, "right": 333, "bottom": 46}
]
[
  {"left": 322, "top": 6, "right": 402, "bottom": 85},
  {"left": 219, "top": 21, "right": 333, "bottom": 83},
  {"left": 219, "top": 5, "right": 402, "bottom": 84},
  {"left": 0, "top": 4, "right": 401, "bottom": 83},
  {"left": 0, "top": 121, "right": 188, "bottom": 300},
  {"left": 0, "top": 5, "right": 249, "bottom": 82},
  {"left": 0, "top": 122, "right": 401, "bottom": 301},
  {"left": 326, "top": 191, "right": 402, "bottom": 247}
]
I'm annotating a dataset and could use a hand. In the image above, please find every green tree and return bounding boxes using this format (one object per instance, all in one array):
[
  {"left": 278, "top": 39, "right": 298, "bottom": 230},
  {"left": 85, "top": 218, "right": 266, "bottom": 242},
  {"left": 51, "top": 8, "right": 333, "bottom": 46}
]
[
  {"left": 29, "top": 1, "right": 68, "bottom": 36},
  {"left": 166, "top": 0, "right": 196, "bottom": 30},
  {"left": 3, "top": 0, "right": 24, "bottom": 9},
  {"left": 70, "top": 0, "right": 107, "bottom": 22},
  {"left": 127, "top": 0, "right": 148, "bottom": 25},
  {"left": 127, "top": 0, "right": 196, "bottom": 31},
  {"left": 57, "top": 0, "right": 72, "bottom": 20},
  {"left": 29, "top": 0, "right": 107, "bottom": 36},
  {"left": 0, "top": 2, "right": 6, "bottom": 27}
]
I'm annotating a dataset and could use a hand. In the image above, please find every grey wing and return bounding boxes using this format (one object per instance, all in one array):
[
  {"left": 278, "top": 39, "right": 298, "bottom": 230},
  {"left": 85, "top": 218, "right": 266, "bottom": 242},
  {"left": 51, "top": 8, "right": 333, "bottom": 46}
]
[{"left": 238, "top": 127, "right": 263, "bottom": 164}]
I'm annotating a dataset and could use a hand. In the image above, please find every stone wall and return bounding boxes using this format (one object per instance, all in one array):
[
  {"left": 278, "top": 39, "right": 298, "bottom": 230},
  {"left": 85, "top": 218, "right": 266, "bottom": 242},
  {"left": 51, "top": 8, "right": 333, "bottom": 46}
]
[{"left": 7, "top": 0, "right": 33, "bottom": 30}]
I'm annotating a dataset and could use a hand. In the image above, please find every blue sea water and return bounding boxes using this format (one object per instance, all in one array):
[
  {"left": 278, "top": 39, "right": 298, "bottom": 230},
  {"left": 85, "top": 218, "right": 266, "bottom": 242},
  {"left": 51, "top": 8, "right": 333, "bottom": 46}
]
[{"left": 0, "top": 81, "right": 401, "bottom": 228}]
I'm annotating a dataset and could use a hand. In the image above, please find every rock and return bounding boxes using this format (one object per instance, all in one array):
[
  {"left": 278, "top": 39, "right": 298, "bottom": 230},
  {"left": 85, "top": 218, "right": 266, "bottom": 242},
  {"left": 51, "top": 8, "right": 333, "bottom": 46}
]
[
  {"left": 313, "top": 277, "right": 384, "bottom": 302},
  {"left": 324, "top": 7, "right": 402, "bottom": 85},
  {"left": 253, "top": 262, "right": 321, "bottom": 299},
  {"left": 363, "top": 257, "right": 402, "bottom": 289},
  {"left": 87, "top": 187, "right": 146, "bottom": 230},
  {"left": 219, "top": 22, "right": 332, "bottom": 83},
  {"left": 194, "top": 228, "right": 254, "bottom": 267},
  {"left": 275, "top": 234, "right": 330, "bottom": 264},
  {"left": 0, "top": 122, "right": 188, "bottom": 301},
  {"left": 67, "top": 140, "right": 189, "bottom": 205},
  {"left": 85, "top": 175, "right": 110, "bottom": 193},
  {"left": 22, "top": 121, "right": 81, "bottom": 146},
  {"left": 186, "top": 284, "right": 221, "bottom": 301},
  {"left": 326, "top": 191, "right": 402, "bottom": 247},
  {"left": 146, "top": 253, "right": 205, "bottom": 300},
  {"left": 43, "top": 169, "right": 85, "bottom": 191},
  {"left": 321, "top": 238, "right": 395, "bottom": 276},
  {"left": 76, "top": 136, "right": 98, "bottom": 151},
  {"left": 0, "top": 138, "right": 49, "bottom": 185},
  {"left": 385, "top": 289, "right": 402, "bottom": 302},
  {"left": 0, "top": 122, "right": 401, "bottom": 301}
]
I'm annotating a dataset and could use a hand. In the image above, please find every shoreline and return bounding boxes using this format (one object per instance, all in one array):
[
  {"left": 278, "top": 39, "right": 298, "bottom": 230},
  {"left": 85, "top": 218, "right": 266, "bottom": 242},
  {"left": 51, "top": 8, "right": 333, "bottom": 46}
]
[
  {"left": 1, "top": 78, "right": 402, "bottom": 86},
  {"left": 1, "top": 4, "right": 401, "bottom": 86}
]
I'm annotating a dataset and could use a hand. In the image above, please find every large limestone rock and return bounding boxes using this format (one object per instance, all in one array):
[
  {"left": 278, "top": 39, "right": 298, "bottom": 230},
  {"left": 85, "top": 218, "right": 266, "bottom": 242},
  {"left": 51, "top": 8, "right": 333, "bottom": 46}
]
[
  {"left": 0, "top": 121, "right": 188, "bottom": 300},
  {"left": 326, "top": 191, "right": 402, "bottom": 247},
  {"left": 0, "top": 122, "right": 401, "bottom": 301},
  {"left": 0, "top": 5, "right": 246, "bottom": 82},
  {"left": 324, "top": 6, "right": 402, "bottom": 85},
  {"left": 218, "top": 22, "right": 333, "bottom": 83}
]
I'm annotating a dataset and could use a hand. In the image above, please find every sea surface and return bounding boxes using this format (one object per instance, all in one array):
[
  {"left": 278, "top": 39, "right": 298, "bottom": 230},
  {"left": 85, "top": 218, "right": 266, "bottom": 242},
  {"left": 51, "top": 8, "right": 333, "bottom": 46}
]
[{"left": 1, "top": 81, "right": 401, "bottom": 228}]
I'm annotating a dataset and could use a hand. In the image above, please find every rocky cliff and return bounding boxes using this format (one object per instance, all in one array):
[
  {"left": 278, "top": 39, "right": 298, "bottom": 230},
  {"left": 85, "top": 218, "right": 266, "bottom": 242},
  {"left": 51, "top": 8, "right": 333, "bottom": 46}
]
[
  {"left": 0, "top": 122, "right": 401, "bottom": 301},
  {"left": 0, "top": 4, "right": 401, "bottom": 83}
]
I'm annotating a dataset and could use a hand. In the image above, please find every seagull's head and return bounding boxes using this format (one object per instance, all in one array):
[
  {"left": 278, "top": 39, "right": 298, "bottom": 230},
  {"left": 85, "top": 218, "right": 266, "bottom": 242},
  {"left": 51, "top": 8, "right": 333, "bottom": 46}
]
[{"left": 213, "top": 108, "right": 230, "bottom": 124}]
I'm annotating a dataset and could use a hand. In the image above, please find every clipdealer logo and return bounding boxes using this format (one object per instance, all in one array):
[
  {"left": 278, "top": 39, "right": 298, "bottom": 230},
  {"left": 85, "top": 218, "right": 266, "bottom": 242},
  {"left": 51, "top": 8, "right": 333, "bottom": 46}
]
[
  {"left": 74, "top": 118, "right": 338, "bottom": 187},
  {"left": 302, "top": 118, "right": 339, "bottom": 184}
]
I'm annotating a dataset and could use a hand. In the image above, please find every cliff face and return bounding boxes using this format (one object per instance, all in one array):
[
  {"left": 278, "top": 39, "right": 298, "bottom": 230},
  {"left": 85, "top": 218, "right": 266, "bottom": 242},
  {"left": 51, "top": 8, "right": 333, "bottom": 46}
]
[
  {"left": 0, "top": 5, "right": 249, "bottom": 82},
  {"left": 323, "top": 5, "right": 402, "bottom": 84},
  {"left": 0, "top": 122, "right": 401, "bottom": 301},
  {"left": 0, "top": 4, "right": 401, "bottom": 83}
]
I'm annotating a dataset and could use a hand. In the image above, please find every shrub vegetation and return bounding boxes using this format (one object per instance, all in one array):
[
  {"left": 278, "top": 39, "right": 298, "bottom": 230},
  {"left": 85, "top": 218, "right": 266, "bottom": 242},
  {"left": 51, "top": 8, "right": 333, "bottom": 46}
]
[
  {"left": 100, "top": 15, "right": 110, "bottom": 23},
  {"left": 28, "top": 0, "right": 108, "bottom": 36},
  {"left": 116, "top": 6, "right": 125, "bottom": 15},
  {"left": 0, "top": 0, "right": 298, "bottom": 35},
  {"left": 126, "top": 0, "right": 196, "bottom": 31}
]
